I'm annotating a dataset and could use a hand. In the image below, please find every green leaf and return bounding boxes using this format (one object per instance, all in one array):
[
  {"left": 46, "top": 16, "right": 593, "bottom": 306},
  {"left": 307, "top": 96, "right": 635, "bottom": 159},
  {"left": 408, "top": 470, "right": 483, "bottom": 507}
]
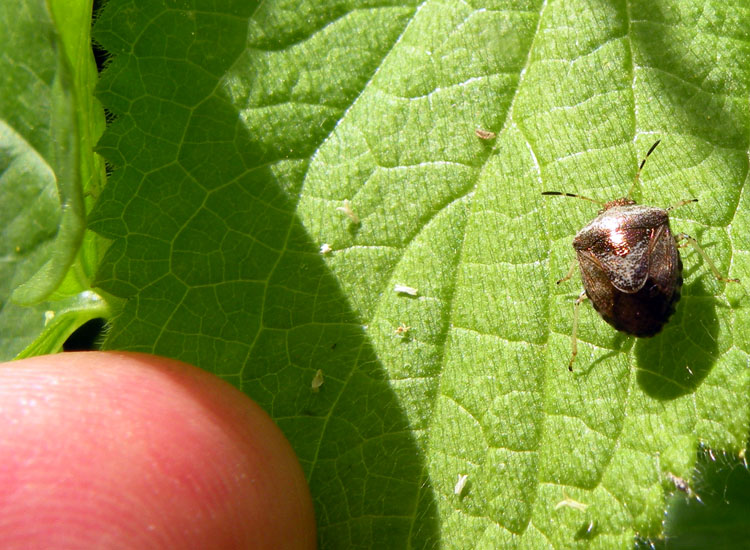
[
  {"left": 672, "top": 449, "right": 750, "bottom": 547},
  {"left": 14, "top": 290, "right": 109, "bottom": 359},
  {"left": 0, "top": 0, "right": 106, "bottom": 359},
  {"left": 86, "top": 0, "right": 750, "bottom": 548},
  {"left": 635, "top": 447, "right": 750, "bottom": 549}
]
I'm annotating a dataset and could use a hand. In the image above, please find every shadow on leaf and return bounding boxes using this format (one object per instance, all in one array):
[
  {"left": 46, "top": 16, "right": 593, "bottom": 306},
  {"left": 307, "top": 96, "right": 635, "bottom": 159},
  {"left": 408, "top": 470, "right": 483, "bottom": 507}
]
[{"left": 635, "top": 279, "right": 723, "bottom": 399}]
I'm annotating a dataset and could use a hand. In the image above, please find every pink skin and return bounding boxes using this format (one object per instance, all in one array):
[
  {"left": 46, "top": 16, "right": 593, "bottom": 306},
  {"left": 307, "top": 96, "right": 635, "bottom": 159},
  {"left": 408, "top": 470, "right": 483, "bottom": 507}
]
[{"left": 0, "top": 352, "right": 316, "bottom": 550}]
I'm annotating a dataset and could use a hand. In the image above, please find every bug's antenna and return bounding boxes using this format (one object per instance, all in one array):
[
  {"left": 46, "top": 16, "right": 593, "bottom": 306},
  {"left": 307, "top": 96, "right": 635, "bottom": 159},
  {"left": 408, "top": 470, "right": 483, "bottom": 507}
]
[
  {"left": 627, "top": 140, "right": 661, "bottom": 198},
  {"left": 541, "top": 191, "right": 603, "bottom": 206}
]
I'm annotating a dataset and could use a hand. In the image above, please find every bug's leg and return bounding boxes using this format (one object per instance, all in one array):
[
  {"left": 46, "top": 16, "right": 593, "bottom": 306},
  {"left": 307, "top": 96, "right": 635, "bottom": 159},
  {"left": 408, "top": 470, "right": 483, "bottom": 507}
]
[
  {"left": 556, "top": 259, "right": 578, "bottom": 285},
  {"left": 568, "top": 290, "right": 588, "bottom": 371},
  {"left": 675, "top": 233, "right": 740, "bottom": 283}
]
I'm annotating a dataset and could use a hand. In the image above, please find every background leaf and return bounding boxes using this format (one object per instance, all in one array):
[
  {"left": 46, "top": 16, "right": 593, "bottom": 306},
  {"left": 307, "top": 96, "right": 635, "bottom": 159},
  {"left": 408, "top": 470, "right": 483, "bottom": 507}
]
[
  {"left": 88, "top": 0, "right": 750, "bottom": 548},
  {"left": 646, "top": 447, "right": 750, "bottom": 550},
  {"left": 0, "top": 0, "right": 106, "bottom": 359}
]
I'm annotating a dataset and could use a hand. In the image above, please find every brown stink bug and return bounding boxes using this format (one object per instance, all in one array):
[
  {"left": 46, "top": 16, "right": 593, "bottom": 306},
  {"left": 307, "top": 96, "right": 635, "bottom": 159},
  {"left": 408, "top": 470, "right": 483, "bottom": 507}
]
[{"left": 543, "top": 141, "right": 739, "bottom": 371}]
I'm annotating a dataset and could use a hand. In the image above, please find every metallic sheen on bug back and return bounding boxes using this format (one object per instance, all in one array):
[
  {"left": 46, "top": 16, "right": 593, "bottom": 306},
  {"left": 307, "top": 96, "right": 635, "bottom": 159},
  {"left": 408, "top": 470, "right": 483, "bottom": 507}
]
[{"left": 573, "top": 200, "right": 682, "bottom": 337}]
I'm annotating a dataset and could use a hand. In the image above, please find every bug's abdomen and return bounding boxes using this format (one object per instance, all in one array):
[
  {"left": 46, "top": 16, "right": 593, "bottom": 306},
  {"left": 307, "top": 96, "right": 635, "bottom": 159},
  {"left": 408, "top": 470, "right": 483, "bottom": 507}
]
[{"left": 589, "top": 256, "right": 683, "bottom": 337}]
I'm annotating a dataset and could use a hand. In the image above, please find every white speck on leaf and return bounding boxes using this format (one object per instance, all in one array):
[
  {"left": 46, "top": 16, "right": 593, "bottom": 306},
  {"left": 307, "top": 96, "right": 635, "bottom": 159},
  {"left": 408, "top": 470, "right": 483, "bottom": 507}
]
[
  {"left": 311, "top": 369, "right": 324, "bottom": 392},
  {"left": 454, "top": 474, "right": 468, "bottom": 496},
  {"left": 394, "top": 284, "right": 418, "bottom": 296},
  {"left": 336, "top": 199, "right": 359, "bottom": 224},
  {"left": 555, "top": 493, "right": 588, "bottom": 512}
]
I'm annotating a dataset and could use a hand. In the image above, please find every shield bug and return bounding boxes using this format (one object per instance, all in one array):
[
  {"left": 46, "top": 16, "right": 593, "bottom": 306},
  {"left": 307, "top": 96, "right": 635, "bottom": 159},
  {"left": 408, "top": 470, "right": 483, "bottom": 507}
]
[{"left": 543, "top": 141, "right": 739, "bottom": 370}]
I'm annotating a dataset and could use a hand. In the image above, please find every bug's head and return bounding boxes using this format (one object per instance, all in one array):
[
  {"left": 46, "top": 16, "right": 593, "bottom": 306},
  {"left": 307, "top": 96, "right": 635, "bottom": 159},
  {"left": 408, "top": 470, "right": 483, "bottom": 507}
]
[{"left": 601, "top": 197, "right": 637, "bottom": 211}]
